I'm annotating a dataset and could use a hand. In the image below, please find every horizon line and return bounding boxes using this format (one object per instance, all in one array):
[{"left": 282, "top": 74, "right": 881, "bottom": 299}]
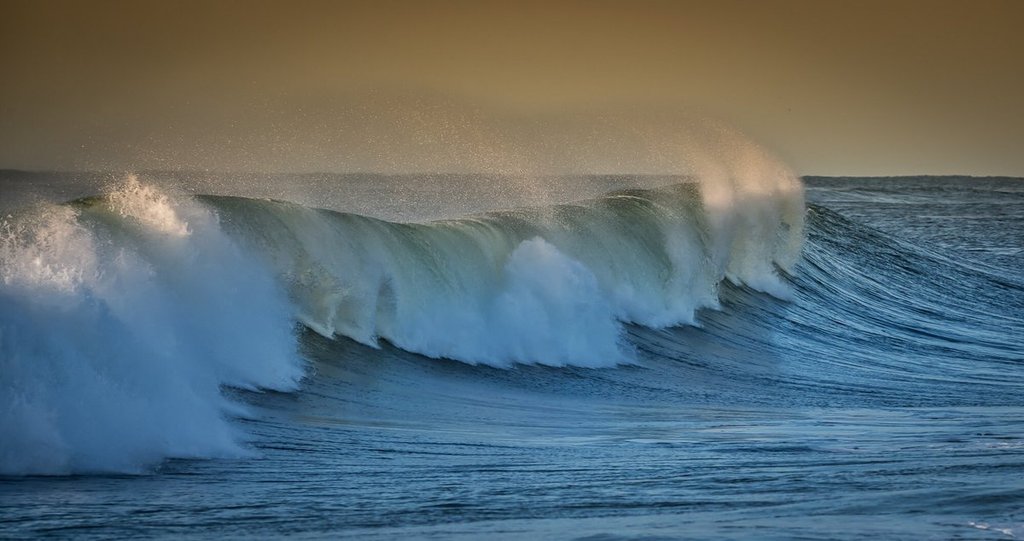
[{"left": 1, "top": 168, "right": 1022, "bottom": 180}]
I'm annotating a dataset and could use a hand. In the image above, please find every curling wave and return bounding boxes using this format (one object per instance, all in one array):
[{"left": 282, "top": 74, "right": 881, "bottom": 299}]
[
  {"left": 0, "top": 170, "right": 803, "bottom": 474},
  {"left": 210, "top": 174, "right": 804, "bottom": 367}
]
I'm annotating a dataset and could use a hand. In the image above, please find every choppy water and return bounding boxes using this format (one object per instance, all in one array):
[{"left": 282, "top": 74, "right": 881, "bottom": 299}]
[{"left": 1, "top": 171, "right": 1022, "bottom": 539}]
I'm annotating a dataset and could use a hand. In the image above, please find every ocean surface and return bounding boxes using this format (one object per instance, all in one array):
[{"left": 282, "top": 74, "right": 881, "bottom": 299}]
[{"left": 1, "top": 170, "right": 1022, "bottom": 539}]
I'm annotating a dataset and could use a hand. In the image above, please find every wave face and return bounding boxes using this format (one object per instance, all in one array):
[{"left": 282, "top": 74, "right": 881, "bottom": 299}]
[{"left": 0, "top": 170, "right": 803, "bottom": 475}]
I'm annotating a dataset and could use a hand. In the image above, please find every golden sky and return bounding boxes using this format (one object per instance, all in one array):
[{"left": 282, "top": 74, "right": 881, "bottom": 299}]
[{"left": 2, "top": 0, "right": 1022, "bottom": 175}]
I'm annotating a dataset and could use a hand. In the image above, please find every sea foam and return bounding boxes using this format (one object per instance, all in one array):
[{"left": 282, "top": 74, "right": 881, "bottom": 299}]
[{"left": 0, "top": 176, "right": 303, "bottom": 474}]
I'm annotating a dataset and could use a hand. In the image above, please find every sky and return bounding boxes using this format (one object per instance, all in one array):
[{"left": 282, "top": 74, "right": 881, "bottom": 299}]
[{"left": 1, "top": 0, "right": 1022, "bottom": 176}]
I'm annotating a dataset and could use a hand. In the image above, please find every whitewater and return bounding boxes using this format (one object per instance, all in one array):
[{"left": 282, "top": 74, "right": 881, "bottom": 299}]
[{"left": 1, "top": 166, "right": 1023, "bottom": 539}]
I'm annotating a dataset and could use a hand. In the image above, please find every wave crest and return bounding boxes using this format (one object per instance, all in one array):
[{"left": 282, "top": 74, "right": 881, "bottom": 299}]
[{"left": 211, "top": 173, "right": 804, "bottom": 367}]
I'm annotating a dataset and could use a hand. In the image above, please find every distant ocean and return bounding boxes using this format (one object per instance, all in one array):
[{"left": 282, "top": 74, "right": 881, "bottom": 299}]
[{"left": 1, "top": 170, "right": 1022, "bottom": 539}]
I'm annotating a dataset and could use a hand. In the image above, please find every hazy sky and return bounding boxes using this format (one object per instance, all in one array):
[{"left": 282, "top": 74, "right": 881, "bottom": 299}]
[{"left": 2, "top": 0, "right": 1022, "bottom": 175}]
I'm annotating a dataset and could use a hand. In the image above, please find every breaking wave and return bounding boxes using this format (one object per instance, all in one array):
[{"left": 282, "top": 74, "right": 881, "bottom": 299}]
[
  {"left": 0, "top": 177, "right": 304, "bottom": 474},
  {"left": 0, "top": 167, "right": 803, "bottom": 474}
]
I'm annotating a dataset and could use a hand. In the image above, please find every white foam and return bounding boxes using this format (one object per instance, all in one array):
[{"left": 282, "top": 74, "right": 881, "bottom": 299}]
[
  {"left": 385, "top": 236, "right": 628, "bottom": 367},
  {"left": 0, "top": 178, "right": 304, "bottom": 475}
]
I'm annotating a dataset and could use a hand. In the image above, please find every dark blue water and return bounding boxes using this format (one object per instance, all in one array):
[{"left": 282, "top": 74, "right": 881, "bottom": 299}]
[{"left": 1, "top": 174, "right": 1022, "bottom": 539}]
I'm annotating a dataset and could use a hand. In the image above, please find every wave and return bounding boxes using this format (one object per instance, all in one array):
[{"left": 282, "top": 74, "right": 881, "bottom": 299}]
[
  {"left": 209, "top": 171, "right": 804, "bottom": 366},
  {"left": 2, "top": 169, "right": 803, "bottom": 475}
]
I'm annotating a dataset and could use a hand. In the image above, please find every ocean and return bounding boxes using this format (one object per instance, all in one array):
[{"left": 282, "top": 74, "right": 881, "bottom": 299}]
[{"left": 1, "top": 170, "right": 1022, "bottom": 539}]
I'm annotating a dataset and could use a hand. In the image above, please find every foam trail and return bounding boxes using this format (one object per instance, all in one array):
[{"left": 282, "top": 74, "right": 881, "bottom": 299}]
[{"left": 0, "top": 176, "right": 304, "bottom": 475}]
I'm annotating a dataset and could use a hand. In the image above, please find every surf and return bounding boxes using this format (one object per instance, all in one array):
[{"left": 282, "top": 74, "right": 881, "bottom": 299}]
[
  {"left": 0, "top": 176, "right": 305, "bottom": 474},
  {"left": 0, "top": 168, "right": 802, "bottom": 475}
]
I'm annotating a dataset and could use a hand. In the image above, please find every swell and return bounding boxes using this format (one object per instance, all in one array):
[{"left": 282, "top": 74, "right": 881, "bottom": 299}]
[{"left": 656, "top": 204, "right": 1024, "bottom": 407}]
